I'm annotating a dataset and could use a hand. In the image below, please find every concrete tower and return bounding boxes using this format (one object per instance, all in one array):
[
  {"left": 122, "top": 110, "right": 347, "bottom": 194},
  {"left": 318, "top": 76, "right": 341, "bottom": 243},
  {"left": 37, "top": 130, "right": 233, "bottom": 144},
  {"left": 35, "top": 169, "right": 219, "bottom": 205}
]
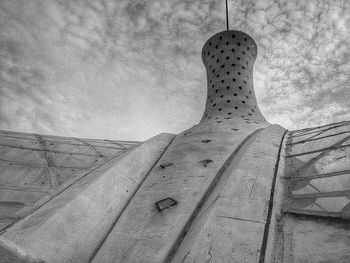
[
  {"left": 201, "top": 30, "right": 266, "bottom": 124},
  {"left": 0, "top": 21, "right": 349, "bottom": 263}
]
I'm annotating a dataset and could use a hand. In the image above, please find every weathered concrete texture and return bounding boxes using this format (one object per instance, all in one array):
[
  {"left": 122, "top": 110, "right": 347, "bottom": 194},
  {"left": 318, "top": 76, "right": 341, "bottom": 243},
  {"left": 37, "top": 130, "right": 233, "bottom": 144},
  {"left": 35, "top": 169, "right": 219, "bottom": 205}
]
[
  {"left": 282, "top": 216, "right": 350, "bottom": 263},
  {"left": 264, "top": 130, "right": 287, "bottom": 263},
  {"left": 201, "top": 30, "right": 266, "bottom": 124},
  {"left": 90, "top": 29, "right": 275, "bottom": 263},
  {"left": 2, "top": 27, "right": 349, "bottom": 263},
  {"left": 0, "top": 130, "right": 141, "bottom": 231},
  {"left": 0, "top": 133, "right": 174, "bottom": 263},
  {"left": 284, "top": 120, "right": 350, "bottom": 218},
  {"left": 171, "top": 124, "right": 286, "bottom": 263},
  {"left": 91, "top": 122, "right": 276, "bottom": 262},
  {"left": 273, "top": 121, "right": 350, "bottom": 262}
]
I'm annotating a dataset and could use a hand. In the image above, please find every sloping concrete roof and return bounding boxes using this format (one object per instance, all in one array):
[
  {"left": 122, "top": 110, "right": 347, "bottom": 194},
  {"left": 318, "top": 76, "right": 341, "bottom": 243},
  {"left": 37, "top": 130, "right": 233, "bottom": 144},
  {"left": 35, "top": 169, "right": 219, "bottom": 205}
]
[
  {"left": 0, "top": 28, "right": 349, "bottom": 262},
  {"left": 0, "top": 130, "right": 141, "bottom": 232},
  {"left": 284, "top": 120, "right": 350, "bottom": 219}
]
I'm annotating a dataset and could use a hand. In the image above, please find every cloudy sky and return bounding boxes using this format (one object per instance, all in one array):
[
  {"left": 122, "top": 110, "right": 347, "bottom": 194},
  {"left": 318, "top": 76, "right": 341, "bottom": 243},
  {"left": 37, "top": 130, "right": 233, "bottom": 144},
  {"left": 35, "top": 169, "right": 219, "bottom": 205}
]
[{"left": 0, "top": 0, "right": 349, "bottom": 141}]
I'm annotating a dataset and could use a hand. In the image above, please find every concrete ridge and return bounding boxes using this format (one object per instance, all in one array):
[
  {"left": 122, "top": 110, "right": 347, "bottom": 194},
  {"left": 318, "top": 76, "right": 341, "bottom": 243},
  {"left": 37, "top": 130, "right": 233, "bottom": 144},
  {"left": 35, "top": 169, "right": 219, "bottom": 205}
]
[
  {"left": 88, "top": 133, "right": 176, "bottom": 261},
  {"left": 166, "top": 128, "right": 263, "bottom": 262},
  {"left": 1, "top": 133, "right": 175, "bottom": 263}
]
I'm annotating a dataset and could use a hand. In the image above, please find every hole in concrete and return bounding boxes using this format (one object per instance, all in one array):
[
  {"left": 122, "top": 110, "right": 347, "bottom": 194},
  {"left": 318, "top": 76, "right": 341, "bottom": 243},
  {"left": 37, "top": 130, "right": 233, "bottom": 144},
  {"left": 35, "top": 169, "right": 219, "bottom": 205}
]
[
  {"left": 218, "top": 108, "right": 222, "bottom": 111},
  {"left": 215, "top": 89, "right": 218, "bottom": 93},
  {"left": 242, "top": 101, "right": 246, "bottom": 104},
  {"left": 237, "top": 57, "right": 241, "bottom": 60},
  {"left": 233, "top": 93, "right": 237, "bottom": 96},
  {"left": 239, "top": 86, "right": 242, "bottom": 90},
  {"left": 231, "top": 128, "right": 238, "bottom": 131},
  {"left": 160, "top": 162, "right": 174, "bottom": 169},
  {"left": 200, "top": 159, "right": 213, "bottom": 167},
  {"left": 226, "top": 42, "right": 229, "bottom": 45},
  {"left": 219, "top": 36, "right": 223, "bottom": 40},
  {"left": 226, "top": 86, "right": 230, "bottom": 90},
  {"left": 238, "top": 42, "right": 241, "bottom": 46},
  {"left": 220, "top": 95, "right": 224, "bottom": 98},
  {"left": 221, "top": 80, "right": 225, "bottom": 83},
  {"left": 232, "top": 34, "right": 235, "bottom": 38},
  {"left": 238, "top": 72, "right": 241, "bottom": 75},
  {"left": 221, "top": 65, "right": 225, "bottom": 68},
  {"left": 233, "top": 78, "right": 236, "bottom": 82},
  {"left": 216, "top": 59, "right": 220, "bottom": 63},
  {"left": 221, "top": 50, "right": 224, "bottom": 53},
  {"left": 215, "top": 45, "right": 218, "bottom": 49},
  {"left": 231, "top": 48, "right": 235, "bottom": 53},
  {"left": 155, "top": 198, "right": 177, "bottom": 212},
  {"left": 226, "top": 56, "right": 230, "bottom": 60},
  {"left": 213, "top": 103, "right": 216, "bottom": 107},
  {"left": 201, "top": 139, "right": 211, "bottom": 143},
  {"left": 235, "top": 106, "right": 239, "bottom": 109},
  {"left": 244, "top": 38, "right": 247, "bottom": 42},
  {"left": 227, "top": 100, "right": 231, "bottom": 103}
]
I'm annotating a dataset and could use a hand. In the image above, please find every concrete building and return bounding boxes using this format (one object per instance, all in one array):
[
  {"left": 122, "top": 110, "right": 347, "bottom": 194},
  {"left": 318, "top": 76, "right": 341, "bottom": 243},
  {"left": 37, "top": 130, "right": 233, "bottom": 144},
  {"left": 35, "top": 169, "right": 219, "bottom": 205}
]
[{"left": 0, "top": 30, "right": 349, "bottom": 262}]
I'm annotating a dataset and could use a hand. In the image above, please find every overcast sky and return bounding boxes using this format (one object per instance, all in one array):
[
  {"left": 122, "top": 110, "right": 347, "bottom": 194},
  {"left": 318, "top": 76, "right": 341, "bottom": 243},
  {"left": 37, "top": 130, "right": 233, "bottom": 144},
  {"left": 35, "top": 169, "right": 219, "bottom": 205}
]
[{"left": 0, "top": 0, "right": 349, "bottom": 141}]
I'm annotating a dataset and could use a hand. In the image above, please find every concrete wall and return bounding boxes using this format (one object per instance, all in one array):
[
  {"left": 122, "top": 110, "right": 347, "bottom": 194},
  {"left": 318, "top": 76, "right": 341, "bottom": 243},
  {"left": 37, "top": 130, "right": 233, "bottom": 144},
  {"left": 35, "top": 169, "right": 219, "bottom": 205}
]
[
  {"left": 268, "top": 121, "right": 350, "bottom": 263},
  {"left": 0, "top": 130, "right": 141, "bottom": 231},
  {"left": 0, "top": 133, "right": 174, "bottom": 262}
]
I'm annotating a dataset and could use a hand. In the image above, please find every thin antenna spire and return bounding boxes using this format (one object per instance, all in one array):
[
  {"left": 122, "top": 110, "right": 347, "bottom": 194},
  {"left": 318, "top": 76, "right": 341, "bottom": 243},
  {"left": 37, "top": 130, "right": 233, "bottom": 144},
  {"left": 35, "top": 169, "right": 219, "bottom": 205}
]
[{"left": 226, "top": 0, "right": 229, "bottom": 30}]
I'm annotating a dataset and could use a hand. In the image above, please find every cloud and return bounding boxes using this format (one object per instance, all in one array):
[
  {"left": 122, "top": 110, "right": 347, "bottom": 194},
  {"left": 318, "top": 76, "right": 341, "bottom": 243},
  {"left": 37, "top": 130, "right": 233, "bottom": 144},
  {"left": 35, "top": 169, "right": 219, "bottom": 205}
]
[{"left": 0, "top": 0, "right": 349, "bottom": 140}]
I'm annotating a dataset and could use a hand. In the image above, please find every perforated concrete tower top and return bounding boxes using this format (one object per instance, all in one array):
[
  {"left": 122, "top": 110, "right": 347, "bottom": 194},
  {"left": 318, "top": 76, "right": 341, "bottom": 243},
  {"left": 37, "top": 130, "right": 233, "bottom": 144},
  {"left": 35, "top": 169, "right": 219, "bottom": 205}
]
[{"left": 201, "top": 30, "right": 267, "bottom": 124}]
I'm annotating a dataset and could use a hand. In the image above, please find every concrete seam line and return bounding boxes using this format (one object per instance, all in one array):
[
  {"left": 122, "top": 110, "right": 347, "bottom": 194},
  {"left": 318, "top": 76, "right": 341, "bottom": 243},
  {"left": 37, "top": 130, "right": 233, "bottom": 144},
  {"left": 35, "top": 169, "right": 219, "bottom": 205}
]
[
  {"left": 165, "top": 128, "right": 264, "bottom": 263},
  {"left": 259, "top": 130, "right": 288, "bottom": 263},
  {"left": 88, "top": 135, "right": 176, "bottom": 262}
]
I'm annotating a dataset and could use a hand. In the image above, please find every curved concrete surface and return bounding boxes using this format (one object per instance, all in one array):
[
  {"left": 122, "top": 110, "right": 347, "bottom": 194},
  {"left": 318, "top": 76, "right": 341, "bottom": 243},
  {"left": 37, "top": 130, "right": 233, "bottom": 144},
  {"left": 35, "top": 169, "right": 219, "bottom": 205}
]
[
  {"left": 0, "top": 133, "right": 175, "bottom": 263},
  {"left": 1, "top": 27, "right": 349, "bottom": 263},
  {"left": 201, "top": 30, "right": 266, "bottom": 124}
]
